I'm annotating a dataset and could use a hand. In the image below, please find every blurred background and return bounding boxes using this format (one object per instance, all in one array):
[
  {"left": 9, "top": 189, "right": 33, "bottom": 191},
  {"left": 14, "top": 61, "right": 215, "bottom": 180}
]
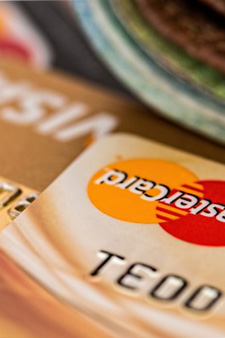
[
  {"left": 0, "top": 1, "right": 130, "bottom": 94},
  {"left": 1, "top": 0, "right": 225, "bottom": 162}
]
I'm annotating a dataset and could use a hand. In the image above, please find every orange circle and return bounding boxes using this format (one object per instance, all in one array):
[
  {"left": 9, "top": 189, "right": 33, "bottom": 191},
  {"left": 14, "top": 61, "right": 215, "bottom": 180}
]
[{"left": 88, "top": 159, "right": 198, "bottom": 224}]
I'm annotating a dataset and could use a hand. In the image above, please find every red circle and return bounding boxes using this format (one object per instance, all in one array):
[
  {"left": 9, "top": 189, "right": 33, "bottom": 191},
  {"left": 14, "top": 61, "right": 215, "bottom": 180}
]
[
  {"left": 0, "top": 38, "right": 31, "bottom": 61},
  {"left": 159, "top": 181, "right": 225, "bottom": 246}
]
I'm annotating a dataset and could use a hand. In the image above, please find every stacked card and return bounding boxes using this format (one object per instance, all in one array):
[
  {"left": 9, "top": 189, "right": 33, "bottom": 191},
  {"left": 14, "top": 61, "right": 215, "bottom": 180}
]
[
  {"left": 73, "top": 0, "right": 225, "bottom": 144},
  {"left": 1, "top": 131, "right": 225, "bottom": 337},
  {"left": 0, "top": 1, "right": 225, "bottom": 336}
]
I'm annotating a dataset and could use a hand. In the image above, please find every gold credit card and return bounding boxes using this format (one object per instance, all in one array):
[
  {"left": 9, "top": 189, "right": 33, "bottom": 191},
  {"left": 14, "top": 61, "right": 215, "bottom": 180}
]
[
  {"left": 0, "top": 57, "right": 224, "bottom": 231},
  {"left": 2, "top": 133, "right": 225, "bottom": 337},
  {"left": 0, "top": 57, "right": 224, "bottom": 193},
  {"left": 0, "top": 247, "right": 114, "bottom": 338},
  {"left": 0, "top": 57, "right": 184, "bottom": 229}
]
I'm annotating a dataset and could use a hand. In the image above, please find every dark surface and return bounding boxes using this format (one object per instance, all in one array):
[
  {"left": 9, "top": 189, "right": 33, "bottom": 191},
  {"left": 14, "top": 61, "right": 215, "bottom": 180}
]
[
  {"left": 199, "top": 0, "right": 225, "bottom": 16},
  {"left": 135, "top": 0, "right": 225, "bottom": 75},
  {"left": 19, "top": 0, "right": 132, "bottom": 97}
]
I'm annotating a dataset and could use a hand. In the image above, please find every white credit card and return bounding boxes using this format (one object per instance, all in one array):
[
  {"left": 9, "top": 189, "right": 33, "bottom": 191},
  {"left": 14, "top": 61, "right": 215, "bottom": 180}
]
[{"left": 1, "top": 133, "right": 225, "bottom": 337}]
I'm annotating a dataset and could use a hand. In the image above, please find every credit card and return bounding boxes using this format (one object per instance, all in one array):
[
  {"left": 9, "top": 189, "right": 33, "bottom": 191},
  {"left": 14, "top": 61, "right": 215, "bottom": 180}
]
[
  {"left": 2, "top": 133, "right": 225, "bottom": 337},
  {"left": 0, "top": 2, "right": 52, "bottom": 67},
  {"left": 0, "top": 57, "right": 160, "bottom": 229},
  {"left": 0, "top": 57, "right": 224, "bottom": 231},
  {"left": 0, "top": 246, "right": 115, "bottom": 338}
]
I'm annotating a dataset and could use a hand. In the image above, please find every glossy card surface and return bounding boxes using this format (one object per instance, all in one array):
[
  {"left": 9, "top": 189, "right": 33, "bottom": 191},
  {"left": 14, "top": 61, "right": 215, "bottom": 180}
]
[{"left": 2, "top": 134, "right": 225, "bottom": 337}]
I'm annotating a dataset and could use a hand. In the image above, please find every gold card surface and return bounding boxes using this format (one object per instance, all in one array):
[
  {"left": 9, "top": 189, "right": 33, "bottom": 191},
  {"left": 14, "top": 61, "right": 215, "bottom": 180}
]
[
  {"left": 0, "top": 247, "right": 113, "bottom": 338},
  {"left": 0, "top": 57, "right": 224, "bottom": 193},
  {"left": 3, "top": 56, "right": 221, "bottom": 231},
  {"left": 0, "top": 57, "right": 224, "bottom": 230},
  {"left": 2, "top": 133, "right": 225, "bottom": 337},
  {"left": 0, "top": 56, "right": 201, "bottom": 231}
]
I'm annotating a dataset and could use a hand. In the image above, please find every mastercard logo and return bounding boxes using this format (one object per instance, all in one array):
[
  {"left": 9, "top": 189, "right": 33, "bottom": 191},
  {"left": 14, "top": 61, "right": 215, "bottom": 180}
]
[{"left": 88, "top": 159, "right": 225, "bottom": 247}]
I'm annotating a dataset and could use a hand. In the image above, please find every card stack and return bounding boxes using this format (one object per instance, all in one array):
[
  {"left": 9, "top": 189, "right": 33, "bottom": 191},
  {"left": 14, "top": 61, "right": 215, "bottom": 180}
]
[
  {"left": 0, "top": 1, "right": 224, "bottom": 337},
  {"left": 73, "top": 0, "right": 225, "bottom": 144}
]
